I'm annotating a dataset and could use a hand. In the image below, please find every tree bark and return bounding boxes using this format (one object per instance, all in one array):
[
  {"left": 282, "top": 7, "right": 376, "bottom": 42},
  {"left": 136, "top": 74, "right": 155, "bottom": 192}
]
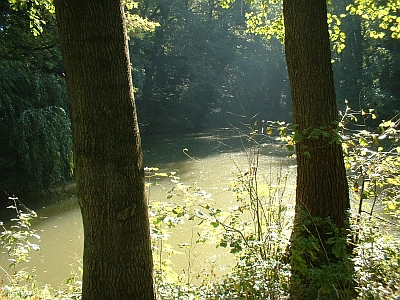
[
  {"left": 55, "top": 0, "right": 155, "bottom": 299},
  {"left": 284, "top": 0, "right": 349, "bottom": 228},
  {"left": 283, "top": 0, "right": 352, "bottom": 298}
]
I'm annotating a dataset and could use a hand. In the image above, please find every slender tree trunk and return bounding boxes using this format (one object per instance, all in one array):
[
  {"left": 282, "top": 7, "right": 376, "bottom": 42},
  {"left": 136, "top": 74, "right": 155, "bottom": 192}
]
[
  {"left": 283, "top": 0, "right": 353, "bottom": 298},
  {"left": 55, "top": 0, "right": 155, "bottom": 299}
]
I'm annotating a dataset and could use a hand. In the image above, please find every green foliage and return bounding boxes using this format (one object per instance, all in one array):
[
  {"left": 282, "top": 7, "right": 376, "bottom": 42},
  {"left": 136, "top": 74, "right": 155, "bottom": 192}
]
[
  {"left": 237, "top": 0, "right": 400, "bottom": 124},
  {"left": 239, "top": 0, "right": 348, "bottom": 52},
  {"left": 1, "top": 0, "right": 73, "bottom": 189},
  {"left": 353, "top": 216, "right": 400, "bottom": 299},
  {"left": 0, "top": 60, "right": 73, "bottom": 188},
  {"left": 0, "top": 197, "right": 48, "bottom": 298},
  {"left": 0, "top": 198, "right": 40, "bottom": 271},
  {"left": 328, "top": 12, "right": 347, "bottom": 53},
  {"left": 128, "top": 0, "right": 291, "bottom": 133},
  {"left": 333, "top": 1, "right": 400, "bottom": 121},
  {"left": 347, "top": 0, "right": 400, "bottom": 39},
  {"left": 351, "top": 45, "right": 400, "bottom": 120},
  {"left": 268, "top": 107, "right": 400, "bottom": 299},
  {"left": 124, "top": 1, "right": 160, "bottom": 39},
  {"left": 147, "top": 125, "right": 295, "bottom": 299},
  {"left": 0, "top": 197, "right": 82, "bottom": 299},
  {"left": 339, "top": 106, "right": 400, "bottom": 299},
  {"left": 2, "top": 117, "right": 400, "bottom": 299},
  {"left": 8, "top": 0, "right": 55, "bottom": 36},
  {"left": 340, "top": 104, "right": 400, "bottom": 219},
  {"left": 229, "top": 0, "right": 399, "bottom": 54},
  {"left": 245, "top": 1, "right": 284, "bottom": 42},
  {"left": 289, "top": 210, "right": 355, "bottom": 299},
  {"left": 261, "top": 120, "right": 342, "bottom": 159},
  {"left": 11, "top": 105, "right": 74, "bottom": 187},
  {"left": 1, "top": 0, "right": 399, "bottom": 298},
  {"left": 145, "top": 168, "right": 220, "bottom": 298}
]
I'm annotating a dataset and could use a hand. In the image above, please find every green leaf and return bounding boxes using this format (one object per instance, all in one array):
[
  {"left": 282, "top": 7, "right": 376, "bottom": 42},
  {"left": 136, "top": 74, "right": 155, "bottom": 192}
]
[
  {"left": 219, "top": 241, "right": 227, "bottom": 248},
  {"left": 210, "top": 221, "right": 220, "bottom": 228},
  {"left": 293, "top": 132, "right": 303, "bottom": 142},
  {"left": 359, "top": 137, "right": 369, "bottom": 147},
  {"left": 286, "top": 144, "right": 295, "bottom": 152}
]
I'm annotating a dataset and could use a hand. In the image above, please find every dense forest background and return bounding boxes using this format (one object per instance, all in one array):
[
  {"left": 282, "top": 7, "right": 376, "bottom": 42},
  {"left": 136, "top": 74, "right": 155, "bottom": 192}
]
[{"left": 0, "top": 0, "right": 399, "bottom": 190}]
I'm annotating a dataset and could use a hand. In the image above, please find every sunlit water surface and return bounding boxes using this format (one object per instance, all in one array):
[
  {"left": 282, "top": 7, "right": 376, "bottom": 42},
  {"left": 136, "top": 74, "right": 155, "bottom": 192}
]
[{"left": 1, "top": 129, "right": 296, "bottom": 286}]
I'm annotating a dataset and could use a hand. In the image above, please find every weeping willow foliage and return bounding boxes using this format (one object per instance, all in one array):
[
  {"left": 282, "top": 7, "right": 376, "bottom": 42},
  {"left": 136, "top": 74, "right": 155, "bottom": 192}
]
[{"left": 0, "top": 59, "right": 73, "bottom": 188}]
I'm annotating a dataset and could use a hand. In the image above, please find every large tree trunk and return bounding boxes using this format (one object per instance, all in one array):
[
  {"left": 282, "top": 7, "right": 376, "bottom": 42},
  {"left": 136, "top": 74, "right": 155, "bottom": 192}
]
[
  {"left": 283, "top": 0, "right": 352, "bottom": 298},
  {"left": 55, "top": 0, "right": 155, "bottom": 299}
]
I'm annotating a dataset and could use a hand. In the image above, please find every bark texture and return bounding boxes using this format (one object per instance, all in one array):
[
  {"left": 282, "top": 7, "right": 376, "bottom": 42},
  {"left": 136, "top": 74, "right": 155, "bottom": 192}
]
[
  {"left": 283, "top": 0, "right": 353, "bottom": 298},
  {"left": 55, "top": 0, "right": 155, "bottom": 299},
  {"left": 284, "top": 0, "right": 349, "bottom": 227}
]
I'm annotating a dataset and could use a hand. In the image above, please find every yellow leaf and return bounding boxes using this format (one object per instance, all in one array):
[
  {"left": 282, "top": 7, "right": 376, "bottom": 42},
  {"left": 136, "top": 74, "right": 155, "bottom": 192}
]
[
  {"left": 353, "top": 181, "right": 359, "bottom": 193},
  {"left": 359, "top": 137, "right": 368, "bottom": 147},
  {"left": 155, "top": 172, "right": 168, "bottom": 177}
]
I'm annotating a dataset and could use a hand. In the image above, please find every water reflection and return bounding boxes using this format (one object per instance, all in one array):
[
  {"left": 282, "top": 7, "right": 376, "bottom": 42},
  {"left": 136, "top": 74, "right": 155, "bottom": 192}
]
[{"left": 0, "top": 129, "right": 296, "bottom": 286}]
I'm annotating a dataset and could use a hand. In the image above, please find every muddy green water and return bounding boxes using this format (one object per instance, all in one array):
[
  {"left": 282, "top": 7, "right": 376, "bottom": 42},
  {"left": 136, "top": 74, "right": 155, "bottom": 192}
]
[{"left": 1, "top": 129, "right": 296, "bottom": 287}]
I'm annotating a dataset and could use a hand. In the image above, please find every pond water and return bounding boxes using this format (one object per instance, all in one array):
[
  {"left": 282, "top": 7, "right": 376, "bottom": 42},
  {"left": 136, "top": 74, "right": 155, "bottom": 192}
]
[{"left": 0, "top": 129, "right": 296, "bottom": 287}]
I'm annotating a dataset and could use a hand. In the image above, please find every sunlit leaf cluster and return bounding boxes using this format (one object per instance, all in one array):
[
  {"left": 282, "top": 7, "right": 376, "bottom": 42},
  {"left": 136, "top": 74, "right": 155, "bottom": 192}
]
[
  {"left": 245, "top": 1, "right": 284, "bottom": 42},
  {"left": 347, "top": 0, "right": 400, "bottom": 39},
  {"left": 8, "top": 0, "right": 55, "bottom": 36},
  {"left": 340, "top": 104, "right": 400, "bottom": 219},
  {"left": 353, "top": 217, "right": 400, "bottom": 298},
  {"left": 328, "top": 13, "right": 347, "bottom": 53},
  {"left": 124, "top": 1, "right": 160, "bottom": 39}
]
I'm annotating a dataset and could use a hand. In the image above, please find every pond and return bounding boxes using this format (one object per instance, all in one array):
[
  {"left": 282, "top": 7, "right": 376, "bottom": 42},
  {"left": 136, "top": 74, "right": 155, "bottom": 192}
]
[{"left": 0, "top": 129, "right": 296, "bottom": 287}]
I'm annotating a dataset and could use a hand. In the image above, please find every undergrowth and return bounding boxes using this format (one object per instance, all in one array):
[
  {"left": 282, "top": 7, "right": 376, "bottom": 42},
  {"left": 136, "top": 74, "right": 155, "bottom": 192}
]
[{"left": 1, "top": 107, "right": 400, "bottom": 299}]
